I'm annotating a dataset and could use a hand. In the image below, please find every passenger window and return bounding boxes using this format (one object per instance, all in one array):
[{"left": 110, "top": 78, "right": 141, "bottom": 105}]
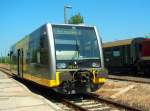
[
  {"left": 40, "top": 32, "right": 49, "bottom": 65},
  {"left": 113, "top": 50, "right": 120, "bottom": 57}
]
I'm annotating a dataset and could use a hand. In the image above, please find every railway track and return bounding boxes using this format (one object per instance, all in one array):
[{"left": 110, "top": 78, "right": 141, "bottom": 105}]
[
  {"left": 60, "top": 96, "right": 116, "bottom": 111},
  {"left": 57, "top": 93, "right": 142, "bottom": 111},
  {"left": 0, "top": 67, "right": 142, "bottom": 111},
  {"left": 108, "top": 75, "right": 150, "bottom": 84}
]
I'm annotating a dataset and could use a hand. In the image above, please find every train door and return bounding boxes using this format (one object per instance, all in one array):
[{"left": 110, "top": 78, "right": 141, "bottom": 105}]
[
  {"left": 103, "top": 48, "right": 112, "bottom": 67},
  {"left": 111, "top": 47, "right": 121, "bottom": 66},
  {"left": 123, "top": 45, "right": 130, "bottom": 65},
  {"left": 137, "top": 43, "right": 142, "bottom": 59},
  {"left": 17, "top": 49, "right": 23, "bottom": 78}
]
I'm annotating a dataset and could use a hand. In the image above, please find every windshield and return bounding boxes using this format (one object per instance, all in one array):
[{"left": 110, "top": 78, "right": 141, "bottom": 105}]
[{"left": 52, "top": 25, "right": 100, "bottom": 61}]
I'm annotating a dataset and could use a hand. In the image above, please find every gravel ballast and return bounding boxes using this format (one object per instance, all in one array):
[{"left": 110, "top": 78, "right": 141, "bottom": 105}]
[{"left": 96, "top": 79, "right": 150, "bottom": 111}]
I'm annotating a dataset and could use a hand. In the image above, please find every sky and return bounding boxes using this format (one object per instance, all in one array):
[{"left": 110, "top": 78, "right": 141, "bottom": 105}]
[{"left": 0, "top": 0, "right": 150, "bottom": 55}]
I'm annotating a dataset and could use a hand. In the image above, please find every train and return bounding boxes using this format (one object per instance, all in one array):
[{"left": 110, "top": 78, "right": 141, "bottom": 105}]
[
  {"left": 9, "top": 23, "right": 108, "bottom": 94},
  {"left": 103, "top": 37, "right": 150, "bottom": 74}
]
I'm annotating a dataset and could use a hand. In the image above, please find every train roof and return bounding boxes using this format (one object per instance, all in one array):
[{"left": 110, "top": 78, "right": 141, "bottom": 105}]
[
  {"left": 144, "top": 38, "right": 150, "bottom": 41},
  {"left": 11, "top": 23, "right": 96, "bottom": 49},
  {"left": 103, "top": 37, "right": 144, "bottom": 48},
  {"left": 49, "top": 23, "right": 96, "bottom": 28}
]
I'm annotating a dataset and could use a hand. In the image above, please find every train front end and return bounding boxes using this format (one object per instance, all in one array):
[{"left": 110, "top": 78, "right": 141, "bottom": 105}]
[{"left": 47, "top": 24, "right": 107, "bottom": 94}]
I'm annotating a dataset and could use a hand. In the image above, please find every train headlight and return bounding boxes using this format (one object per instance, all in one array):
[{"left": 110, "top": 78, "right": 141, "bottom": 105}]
[
  {"left": 56, "top": 63, "right": 67, "bottom": 69},
  {"left": 92, "top": 62, "right": 100, "bottom": 68}
]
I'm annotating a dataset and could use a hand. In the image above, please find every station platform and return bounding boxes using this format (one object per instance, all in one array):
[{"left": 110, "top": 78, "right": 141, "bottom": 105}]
[{"left": 0, "top": 71, "right": 61, "bottom": 111}]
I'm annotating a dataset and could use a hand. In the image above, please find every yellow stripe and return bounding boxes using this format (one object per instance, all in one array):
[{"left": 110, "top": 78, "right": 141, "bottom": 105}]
[
  {"left": 48, "top": 72, "right": 60, "bottom": 87},
  {"left": 92, "top": 69, "right": 107, "bottom": 84},
  {"left": 23, "top": 72, "right": 60, "bottom": 87},
  {"left": 93, "top": 78, "right": 106, "bottom": 83}
]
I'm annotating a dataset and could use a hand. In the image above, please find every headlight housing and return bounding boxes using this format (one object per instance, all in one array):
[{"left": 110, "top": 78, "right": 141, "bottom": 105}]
[
  {"left": 56, "top": 63, "right": 67, "bottom": 69},
  {"left": 92, "top": 62, "right": 100, "bottom": 68}
]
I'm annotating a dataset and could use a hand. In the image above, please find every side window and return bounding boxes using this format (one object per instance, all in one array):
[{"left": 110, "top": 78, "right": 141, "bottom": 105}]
[
  {"left": 113, "top": 51, "right": 120, "bottom": 57},
  {"left": 29, "top": 39, "right": 37, "bottom": 63},
  {"left": 28, "top": 27, "right": 49, "bottom": 65},
  {"left": 40, "top": 30, "right": 49, "bottom": 65},
  {"left": 28, "top": 29, "right": 40, "bottom": 64},
  {"left": 112, "top": 47, "right": 120, "bottom": 57}
]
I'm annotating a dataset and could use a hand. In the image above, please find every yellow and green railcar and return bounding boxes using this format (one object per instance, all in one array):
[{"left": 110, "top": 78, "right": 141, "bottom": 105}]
[{"left": 10, "top": 23, "right": 107, "bottom": 94}]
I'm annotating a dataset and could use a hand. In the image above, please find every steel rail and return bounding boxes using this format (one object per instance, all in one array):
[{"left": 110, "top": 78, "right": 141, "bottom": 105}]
[
  {"left": 0, "top": 67, "right": 12, "bottom": 77},
  {"left": 88, "top": 93, "right": 141, "bottom": 111},
  {"left": 108, "top": 75, "right": 150, "bottom": 84},
  {"left": 59, "top": 97, "right": 88, "bottom": 111}
]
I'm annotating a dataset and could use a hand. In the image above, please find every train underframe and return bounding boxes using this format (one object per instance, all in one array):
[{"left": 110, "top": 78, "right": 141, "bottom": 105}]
[
  {"left": 53, "top": 69, "right": 107, "bottom": 94},
  {"left": 108, "top": 66, "right": 136, "bottom": 74},
  {"left": 108, "top": 61, "right": 150, "bottom": 75},
  {"left": 137, "top": 60, "right": 150, "bottom": 74}
]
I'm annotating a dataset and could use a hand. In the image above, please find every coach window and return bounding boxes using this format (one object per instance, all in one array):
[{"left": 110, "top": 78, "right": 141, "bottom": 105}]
[
  {"left": 29, "top": 29, "right": 40, "bottom": 64},
  {"left": 40, "top": 30, "right": 49, "bottom": 65},
  {"left": 30, "top": 40, "right": 37, "bottom": 63},
  {"left": 113, "top": 51, "right": 120, "bottom": 57},
  {"left": 112, "top": 47, "right": 120, "bottom": 57}
]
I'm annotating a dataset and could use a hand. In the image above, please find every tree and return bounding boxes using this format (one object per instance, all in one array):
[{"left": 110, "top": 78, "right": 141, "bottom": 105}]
[
  {"left": 68, "top": 13, "right": 84, "bottom": 24},
  {"left": 145, "top": 34, "right": 150, "bottom": 38}
]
